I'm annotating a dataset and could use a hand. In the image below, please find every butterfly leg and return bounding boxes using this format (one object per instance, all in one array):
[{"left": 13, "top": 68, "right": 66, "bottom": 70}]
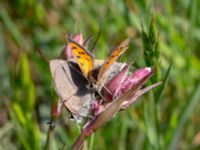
[
  {"left": 96, "top": 89, "right": 109, "bottom": 102},
  {"left": 102, "top": 85, "right": 113, "bottom": 96}
]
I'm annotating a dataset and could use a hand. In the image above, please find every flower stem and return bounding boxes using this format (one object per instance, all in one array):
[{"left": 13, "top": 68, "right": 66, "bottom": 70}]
[
  {"left": 89, "top": 133, "right": 95, "bottom": 150},
  {"left": 72, "top": 131, "right": 86, "bottom": 150},
  {"left": 44, "top": 121, "right": 55, "bottom": 150}
]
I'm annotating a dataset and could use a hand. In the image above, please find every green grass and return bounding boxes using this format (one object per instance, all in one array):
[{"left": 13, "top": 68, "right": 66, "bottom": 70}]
[{"left": 0, "top": 0, "right": 200, "bottom": 149}]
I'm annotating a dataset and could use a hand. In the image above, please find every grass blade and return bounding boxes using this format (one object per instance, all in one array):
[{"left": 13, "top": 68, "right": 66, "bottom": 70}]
[
  {"left": 155, "top": 61, "right": 172, "bottom": 103},
  {"left": 167, "top": 83, "right": 200, "bottom": 150}
]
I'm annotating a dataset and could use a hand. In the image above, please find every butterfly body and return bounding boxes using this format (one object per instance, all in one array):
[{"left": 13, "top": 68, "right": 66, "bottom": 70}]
[{"left": 67, "top": 37, "right": 130, "bottom": 99}]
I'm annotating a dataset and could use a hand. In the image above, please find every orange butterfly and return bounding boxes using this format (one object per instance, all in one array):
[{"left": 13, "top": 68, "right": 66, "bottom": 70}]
[{"left": 67, "top": 37, "right": 130, "bottom": 93}]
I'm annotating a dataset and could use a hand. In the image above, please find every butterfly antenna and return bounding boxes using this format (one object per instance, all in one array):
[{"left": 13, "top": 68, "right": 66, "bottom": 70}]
[
  {"left": 36, "top": 48, "right": 49, "bottom": 63},
  {"left": 83, "top": 35, "right": 93, "bottom": 47},
  {"left": 90, "top": 29, "right": 101, "bottom": 54},
  {"left": 66, "top": 33, "right": 72, "bottom": 42}
]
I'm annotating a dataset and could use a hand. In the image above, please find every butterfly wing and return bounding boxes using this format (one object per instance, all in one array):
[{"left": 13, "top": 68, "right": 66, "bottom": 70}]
[
  {"left": 97, "top": 38, "right": 130, "bottom": 81},
  {"left": 67, "top": 38, "right": 93, "bottom": 78},
  {"left": 49, "top": 59, "right": 93, "bottom": 121},
  {"left": 94, "top": 59, "right": 126, "bottom": 84}
]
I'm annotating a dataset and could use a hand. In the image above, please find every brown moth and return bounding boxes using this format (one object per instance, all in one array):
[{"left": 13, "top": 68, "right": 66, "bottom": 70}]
[{"left": 50, "top": 59, "right": 93, "bottom": 122}]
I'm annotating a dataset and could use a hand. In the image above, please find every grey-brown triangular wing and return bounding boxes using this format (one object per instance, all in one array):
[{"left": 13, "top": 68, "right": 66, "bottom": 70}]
[{"left": 49, "top": 59, "right": 93, "bottom": 120}]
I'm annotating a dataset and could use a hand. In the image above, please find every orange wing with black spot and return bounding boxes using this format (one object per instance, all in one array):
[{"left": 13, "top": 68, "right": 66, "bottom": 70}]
[
  {"left": 97, "top": 38, "right": 130, "bottom": 80},
  {"left": 68, "top": 39, "right": 93, "bottom": 78}
]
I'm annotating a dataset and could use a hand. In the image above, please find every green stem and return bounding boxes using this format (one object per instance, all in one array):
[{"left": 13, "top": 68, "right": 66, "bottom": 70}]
[
  {"left": 89, "top": 133, "right": 95, "bottom": 150},
  {"left": 44, "top": 121, "right": 55, "bottom": 150}
]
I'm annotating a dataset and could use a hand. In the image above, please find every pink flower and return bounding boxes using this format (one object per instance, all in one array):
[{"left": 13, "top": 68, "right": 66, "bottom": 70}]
[
  {"left": 103, "top": 65, "right": 160, "bottom": 110},
  {"left": 72, "top": 65, "right": 161, "bottom": 150}
]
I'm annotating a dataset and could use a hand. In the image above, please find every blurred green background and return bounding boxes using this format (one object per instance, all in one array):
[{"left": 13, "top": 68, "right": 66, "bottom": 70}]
[{"left": 0, "top": 0, "right": 200, "bottom": 150}]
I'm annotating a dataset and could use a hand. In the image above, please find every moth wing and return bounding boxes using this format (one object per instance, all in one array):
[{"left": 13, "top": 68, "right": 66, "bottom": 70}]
[{"left": 49, "top": 59, "right": 93, "bottom": 119}]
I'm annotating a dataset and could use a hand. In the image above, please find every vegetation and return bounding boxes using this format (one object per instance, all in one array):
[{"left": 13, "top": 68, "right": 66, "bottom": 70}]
[{"left": 0, "top": 0, "right": 199, "bottom": 149}]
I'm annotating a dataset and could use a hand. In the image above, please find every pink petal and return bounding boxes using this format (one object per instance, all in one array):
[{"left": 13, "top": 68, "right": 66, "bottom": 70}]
[
  {"left": 120, "top": 67, "right": 153, "bottom": 94},
  {"left": 120, "top": 82, "right": 161, "bottom": 109},
  {"left": 72, "top": 34, "right": 83, "bottom": 45},
  {"left": 91, "top": 100, "right": 104, "bottom": 116},
  {"left": 103, "top": 65, "right": 129, "bottom": 100}
]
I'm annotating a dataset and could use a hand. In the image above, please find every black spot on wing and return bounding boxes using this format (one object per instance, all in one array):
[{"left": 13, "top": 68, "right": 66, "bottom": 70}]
[
  {"left": 71, "top": 46, "right": 77, "bottom": 50},
  {"left": 100, "top": 67, "right": 105, "bottom": 73},
  {"left": 85, "top": 57, "right": 90, "bottom": 61},
  {"left": 111, "top": 55, "right": 115, "bottom": 58},
  {"left": 116, "top": 46, "right": 124, "bottom": 52},
  {"left": 78, "top": 51, "right": 85, "bottom": 55}
]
